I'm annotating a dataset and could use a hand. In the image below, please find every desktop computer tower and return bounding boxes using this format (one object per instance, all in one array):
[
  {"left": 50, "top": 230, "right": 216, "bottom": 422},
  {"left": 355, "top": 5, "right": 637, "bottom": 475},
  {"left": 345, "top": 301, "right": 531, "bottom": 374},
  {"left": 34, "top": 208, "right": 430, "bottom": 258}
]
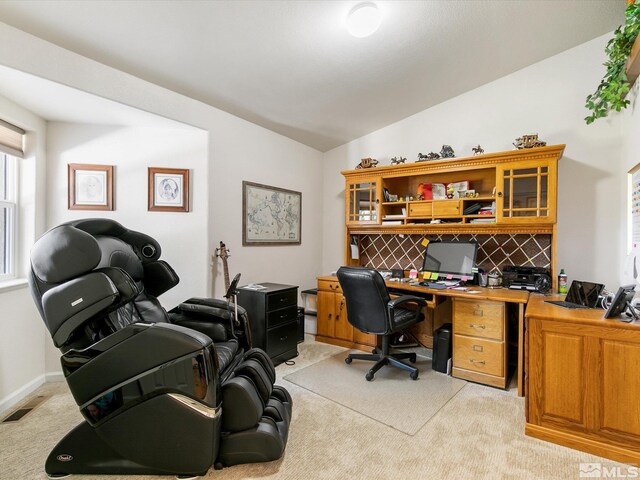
[{"left": 432, "top": 323, "right": 452, "bottom": 373}]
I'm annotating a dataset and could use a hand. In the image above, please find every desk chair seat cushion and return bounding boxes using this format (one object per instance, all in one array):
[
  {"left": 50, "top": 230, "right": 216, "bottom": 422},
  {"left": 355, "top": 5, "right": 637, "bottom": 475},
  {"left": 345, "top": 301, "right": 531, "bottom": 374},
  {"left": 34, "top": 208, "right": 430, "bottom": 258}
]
[{"left": 389, "top": 306, "right": 422, "bottom": 331}]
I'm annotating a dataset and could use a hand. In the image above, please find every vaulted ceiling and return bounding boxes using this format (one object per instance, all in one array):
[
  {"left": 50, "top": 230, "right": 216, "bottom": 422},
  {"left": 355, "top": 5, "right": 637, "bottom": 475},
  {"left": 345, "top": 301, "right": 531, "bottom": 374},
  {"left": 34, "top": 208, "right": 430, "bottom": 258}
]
[{"left": 0, "top": 0, "right": 626, "bottom": 151}]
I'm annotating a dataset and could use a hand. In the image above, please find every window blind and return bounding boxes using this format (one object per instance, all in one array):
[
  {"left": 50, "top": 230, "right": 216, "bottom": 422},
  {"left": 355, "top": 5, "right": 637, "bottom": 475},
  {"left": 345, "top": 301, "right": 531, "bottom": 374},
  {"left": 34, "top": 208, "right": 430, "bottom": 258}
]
[{"left": 0, "top": 119, "right": 25, "bottom": 158}]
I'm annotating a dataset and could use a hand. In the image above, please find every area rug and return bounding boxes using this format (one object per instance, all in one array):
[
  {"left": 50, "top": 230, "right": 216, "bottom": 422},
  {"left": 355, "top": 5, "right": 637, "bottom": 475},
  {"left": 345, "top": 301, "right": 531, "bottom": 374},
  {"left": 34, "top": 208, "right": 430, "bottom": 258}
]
[{"left": 284, "top": 351, "right": 466, "bottom": 435}]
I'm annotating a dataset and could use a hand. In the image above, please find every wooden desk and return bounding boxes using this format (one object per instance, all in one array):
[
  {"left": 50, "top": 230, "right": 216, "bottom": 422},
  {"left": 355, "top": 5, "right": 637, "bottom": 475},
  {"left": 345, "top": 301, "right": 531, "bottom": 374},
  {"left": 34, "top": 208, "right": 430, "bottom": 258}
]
[
  {"left": 526, "top": 294, "right": 640, "bottom": 464},
  {"left": 316, "top": 276, "right": 529, "bottom": 395}
]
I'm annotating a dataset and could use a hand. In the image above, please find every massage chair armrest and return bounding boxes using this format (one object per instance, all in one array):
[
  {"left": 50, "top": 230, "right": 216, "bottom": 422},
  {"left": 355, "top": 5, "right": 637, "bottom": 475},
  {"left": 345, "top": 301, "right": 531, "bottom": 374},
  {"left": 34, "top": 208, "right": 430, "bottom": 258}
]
[
  {"left": 169, "top": 298, "right": 249, "bottom": 343},
  {"left": 143, "top": 260, "right": 179, "bottom": 297},
  {"left": 65, "top": 322, "right": 216, "bottom": 408},
  {"left": 42, "top": 267, "right": 139, "bottom": 348}
]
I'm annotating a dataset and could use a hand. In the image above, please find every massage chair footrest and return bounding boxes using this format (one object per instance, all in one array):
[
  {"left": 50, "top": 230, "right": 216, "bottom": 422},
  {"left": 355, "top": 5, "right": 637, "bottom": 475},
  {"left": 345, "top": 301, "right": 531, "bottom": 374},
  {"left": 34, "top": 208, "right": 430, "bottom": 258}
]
[{"left": 216, "top": 416, "right": 289, "bottom": 468}]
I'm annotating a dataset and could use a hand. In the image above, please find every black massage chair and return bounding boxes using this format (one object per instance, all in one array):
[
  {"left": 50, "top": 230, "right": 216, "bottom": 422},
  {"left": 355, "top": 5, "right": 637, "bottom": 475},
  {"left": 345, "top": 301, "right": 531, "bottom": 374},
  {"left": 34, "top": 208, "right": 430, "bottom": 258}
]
[{"left": 28, "top": 219, "right": 292, "bottom": 478}]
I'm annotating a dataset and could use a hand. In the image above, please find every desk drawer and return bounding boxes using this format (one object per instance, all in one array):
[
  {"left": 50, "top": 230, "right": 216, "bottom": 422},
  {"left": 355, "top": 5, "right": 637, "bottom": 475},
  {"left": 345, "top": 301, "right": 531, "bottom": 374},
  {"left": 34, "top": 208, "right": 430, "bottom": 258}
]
[
  {"left": 267, "top": 305, "right": 298, "bottom": 328},
  {"left": 267, "top": 289, "right": 297, "bottom": 310},
  {"left": 318, "top": 279, "right": 342, "bottom": 293},
  {"left": 432, "top": 200, "right": 461, "bottom": 216},
  {"left": 454, "top": 299, "right": 504, "bottom": 340},
  {"left": 267, "top": 321, "right": 297, "bottom": 359},
  {"left": 408, "top": 202, "right": 432, "bottom": 217},
  {"left": 454, "top": 335, "right": 504, "bottom": 377}
]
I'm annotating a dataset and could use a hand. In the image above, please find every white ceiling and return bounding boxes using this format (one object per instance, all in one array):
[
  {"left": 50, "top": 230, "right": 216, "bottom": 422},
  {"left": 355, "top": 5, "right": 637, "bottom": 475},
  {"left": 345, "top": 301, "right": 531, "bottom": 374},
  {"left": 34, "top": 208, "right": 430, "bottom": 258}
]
[{"left": 0, "top": 0, "right": 626, "bottom": 152}]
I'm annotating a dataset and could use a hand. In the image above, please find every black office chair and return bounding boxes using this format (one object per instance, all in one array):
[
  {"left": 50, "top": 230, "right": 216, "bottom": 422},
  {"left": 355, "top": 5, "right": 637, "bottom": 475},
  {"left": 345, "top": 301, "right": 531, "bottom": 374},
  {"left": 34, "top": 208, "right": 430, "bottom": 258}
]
[{"left": 337, "top": 266, "right": 426, "bottom": 381}]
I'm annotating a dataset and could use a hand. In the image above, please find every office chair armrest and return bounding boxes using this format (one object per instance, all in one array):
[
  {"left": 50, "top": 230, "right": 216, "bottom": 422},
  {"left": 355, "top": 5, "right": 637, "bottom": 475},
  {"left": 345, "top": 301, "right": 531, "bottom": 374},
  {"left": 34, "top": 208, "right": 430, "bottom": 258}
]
[
  {"left": 388, "top": 295, "right": 427, "bottom": 309},
  {"left": 387, "top": 295, "right": 426, "bottom": 328}
]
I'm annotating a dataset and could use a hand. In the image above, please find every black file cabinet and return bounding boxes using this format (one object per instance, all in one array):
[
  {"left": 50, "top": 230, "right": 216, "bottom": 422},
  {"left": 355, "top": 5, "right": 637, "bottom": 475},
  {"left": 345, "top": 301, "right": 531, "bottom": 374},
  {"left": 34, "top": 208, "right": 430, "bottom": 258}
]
[{"left": 237, "top": 283, "right": 298, "bottom": 365}]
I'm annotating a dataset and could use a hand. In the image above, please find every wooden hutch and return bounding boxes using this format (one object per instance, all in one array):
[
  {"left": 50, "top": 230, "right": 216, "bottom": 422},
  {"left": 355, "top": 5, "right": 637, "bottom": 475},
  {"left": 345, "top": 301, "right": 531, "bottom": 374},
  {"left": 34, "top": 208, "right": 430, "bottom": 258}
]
[{"left": 316, "top": 145, "right": 564, "bottom": 389}]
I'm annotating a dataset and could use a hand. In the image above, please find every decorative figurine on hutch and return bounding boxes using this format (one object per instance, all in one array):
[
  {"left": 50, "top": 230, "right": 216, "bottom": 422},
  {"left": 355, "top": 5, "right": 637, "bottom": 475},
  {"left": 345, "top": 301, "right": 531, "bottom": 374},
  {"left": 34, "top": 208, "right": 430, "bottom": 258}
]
[
  {"left": 513, "top": 134, "right": 546, "bottom": 149},
  {"left": 440, "top": 145, "right": 455, "bottom": 158},
  {"left": 356, "top": 157, "right": 378, "bottom": 169},
  {"left": 416, "top": 152, "right": 430, "bottom": 162},
  {"left": 390, "top": 156, "right": 407, "bottom": 165},
  {"left": 472, "top": 145, "right": 484, "bottom": 156}
]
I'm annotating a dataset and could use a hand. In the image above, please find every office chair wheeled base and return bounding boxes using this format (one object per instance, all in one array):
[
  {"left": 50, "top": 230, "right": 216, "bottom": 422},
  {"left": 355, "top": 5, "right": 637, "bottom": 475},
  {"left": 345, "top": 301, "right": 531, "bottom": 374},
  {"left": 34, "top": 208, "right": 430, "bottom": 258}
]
[{"left": 345, "top": 336, "right": 419, "bottom": 381}]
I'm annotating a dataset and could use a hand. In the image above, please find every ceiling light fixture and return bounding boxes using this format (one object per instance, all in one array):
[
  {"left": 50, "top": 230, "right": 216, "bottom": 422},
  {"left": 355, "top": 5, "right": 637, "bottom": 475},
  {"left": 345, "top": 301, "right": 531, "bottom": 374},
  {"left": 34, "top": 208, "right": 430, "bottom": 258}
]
[{"left": 346, "top": 2, "right": 382, "bottom": 38}]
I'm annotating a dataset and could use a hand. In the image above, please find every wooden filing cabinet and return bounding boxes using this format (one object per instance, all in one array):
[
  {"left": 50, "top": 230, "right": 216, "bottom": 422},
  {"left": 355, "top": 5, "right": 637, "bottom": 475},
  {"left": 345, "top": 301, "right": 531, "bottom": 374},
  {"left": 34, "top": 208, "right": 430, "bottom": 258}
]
[
  {"left": 452, "top": 298, "right": 508, "bottom": 388},
  {"left": 316, "top": 276, "right": 376, "bottom": 351},
  {"left": 237, "top": 283, "right": 298, "bottom": 365}
]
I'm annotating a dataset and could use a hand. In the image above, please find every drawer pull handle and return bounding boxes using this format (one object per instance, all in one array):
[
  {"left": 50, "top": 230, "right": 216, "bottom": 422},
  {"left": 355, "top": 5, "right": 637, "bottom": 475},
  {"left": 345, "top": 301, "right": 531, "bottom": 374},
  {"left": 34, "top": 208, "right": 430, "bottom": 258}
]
[
  {"left": 280, "top": 314, "right": 287, "bottom": 318},
  {"left": 470, "top": 359, "right": 485, "bottom": 365},
  {"left": 279, "top": 298, "right": 286, "bottom": 302},
  {"left": 473, "top": 310, "right": 483, "bottom": 317},
  {"left": 469, "top": 324, "right": 485, "bottom": 329},
  {"left": 280, "top": 336, "right": 288, "bottom": 341}
]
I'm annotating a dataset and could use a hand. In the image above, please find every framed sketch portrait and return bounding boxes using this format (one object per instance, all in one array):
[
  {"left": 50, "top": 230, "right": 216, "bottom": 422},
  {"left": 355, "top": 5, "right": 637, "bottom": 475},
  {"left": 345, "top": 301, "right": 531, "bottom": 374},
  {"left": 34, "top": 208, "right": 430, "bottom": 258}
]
[
  {"left": 68, "top": 164, "right": 114, "bottom": 211},
  {"left": 148, "top": 167, "right": 189, "bottom": 212},
  {"left": 242, "top": 181, "right": 301, "bottom": 245}
]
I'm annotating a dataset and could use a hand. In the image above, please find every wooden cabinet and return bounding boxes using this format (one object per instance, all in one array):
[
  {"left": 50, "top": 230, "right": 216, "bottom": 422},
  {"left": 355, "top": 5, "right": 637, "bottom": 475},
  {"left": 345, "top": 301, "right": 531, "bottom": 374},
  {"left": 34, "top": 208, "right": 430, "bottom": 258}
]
[
  {"left": 526, "top": 295, "right": 640, "bottom": 464},
  {"left": 452, "top": 298, "right": 508, "bottom": 388},
  {"left": 316, "top": 276, "right": 376, "bottom": 350},
  {"left": 237, "top": 283, "right": 298, "bottom": 365},
  {"left": 342, "top": 145, "right": 563, "bottom": 231}
]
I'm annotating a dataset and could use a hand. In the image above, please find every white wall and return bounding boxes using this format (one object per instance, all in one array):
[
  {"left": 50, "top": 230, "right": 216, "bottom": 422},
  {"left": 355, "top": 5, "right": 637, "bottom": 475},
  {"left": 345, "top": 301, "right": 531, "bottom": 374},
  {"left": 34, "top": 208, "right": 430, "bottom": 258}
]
[
  {"left": 46, "top": 122, "right": 209, "bottom": 308},
  {"left": 322, "top": 34, "right": 625, "bottom": 290},
  {"left": 0, "top": 23, "right": 324, "bottom": 392},
  {"left": 0, "top": 94, "right": 48, "bottom": 413}
]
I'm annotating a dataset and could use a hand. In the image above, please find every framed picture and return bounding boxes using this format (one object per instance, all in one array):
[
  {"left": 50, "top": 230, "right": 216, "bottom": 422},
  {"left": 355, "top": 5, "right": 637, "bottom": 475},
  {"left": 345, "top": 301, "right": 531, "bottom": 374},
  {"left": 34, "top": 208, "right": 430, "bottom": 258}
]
[
  {"left": 242, "top": 181, "right": 301, "bottom": 245},
  {"left": 148, "top": 167, "right": 189, "bottom": 212},
  {"left": 68, "top": 163, "right": 114, "bottom": 210}
]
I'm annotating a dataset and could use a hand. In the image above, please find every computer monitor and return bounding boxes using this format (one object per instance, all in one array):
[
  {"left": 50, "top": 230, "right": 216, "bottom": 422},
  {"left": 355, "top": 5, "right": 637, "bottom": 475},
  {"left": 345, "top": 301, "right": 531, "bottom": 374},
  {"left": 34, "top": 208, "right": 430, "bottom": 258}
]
[
  {"left": 421, "top": 241, "right": 478, "bottom": 279},
  {"left": 604, "top": 285, "right": 637, "bottom": 320}
]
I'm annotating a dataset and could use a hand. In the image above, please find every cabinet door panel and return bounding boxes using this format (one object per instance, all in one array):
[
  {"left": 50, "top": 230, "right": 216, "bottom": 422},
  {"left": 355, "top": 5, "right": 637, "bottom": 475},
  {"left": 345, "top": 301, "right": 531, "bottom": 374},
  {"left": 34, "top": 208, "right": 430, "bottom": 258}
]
[
  {"left": 541, "top": 331, "right": 585, "bottom": 426},
  {"left": 317, "top": 291, "right": 335, "bottom": 338},
  {"left": 334, "top": 295, "right": 353, "bottom": 341},
  {"left": 496, "top": 159, "right": 556, "bottom": 224},
  {"left": 598, "top": 340, "right": 640, "bottom": 441},
  {"left": 345, "top": 177, "right": 381, "bottom": 225}
]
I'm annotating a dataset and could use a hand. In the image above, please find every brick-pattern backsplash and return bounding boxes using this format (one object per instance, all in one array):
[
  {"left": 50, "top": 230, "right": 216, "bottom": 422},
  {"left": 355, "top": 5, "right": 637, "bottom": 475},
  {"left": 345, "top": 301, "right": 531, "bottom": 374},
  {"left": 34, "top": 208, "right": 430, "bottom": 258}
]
[{"left": 359, "top": 233, "right": 551, "bottom": 273}]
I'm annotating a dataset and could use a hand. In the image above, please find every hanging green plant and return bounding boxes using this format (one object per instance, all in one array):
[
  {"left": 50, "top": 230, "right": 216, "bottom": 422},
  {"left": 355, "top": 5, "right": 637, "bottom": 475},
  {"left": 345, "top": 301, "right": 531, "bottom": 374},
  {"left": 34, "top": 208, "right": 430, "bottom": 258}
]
[{"left": 585, "top": 1, "right": 640, "bottom": 124}]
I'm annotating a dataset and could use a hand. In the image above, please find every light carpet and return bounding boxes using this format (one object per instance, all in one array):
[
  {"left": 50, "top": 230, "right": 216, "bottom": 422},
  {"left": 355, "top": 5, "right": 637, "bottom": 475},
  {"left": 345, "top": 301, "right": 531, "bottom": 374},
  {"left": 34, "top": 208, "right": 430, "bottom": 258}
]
[
  {"left": 0, "top": 335, "right": 628, "bottom": 480},
  {"left": 284, "top": 351, "right": 465, "bottom": 435}
]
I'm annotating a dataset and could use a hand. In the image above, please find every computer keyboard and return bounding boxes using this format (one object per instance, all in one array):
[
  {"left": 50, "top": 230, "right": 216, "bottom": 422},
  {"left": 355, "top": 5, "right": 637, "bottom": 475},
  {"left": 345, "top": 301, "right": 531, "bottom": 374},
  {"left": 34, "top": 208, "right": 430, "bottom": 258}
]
[
  {"left": 544, "top": 300, "right": 588, "bottom": 309},
  {"left": 418, "top": 282, "right": 447, "bottom": 289}
]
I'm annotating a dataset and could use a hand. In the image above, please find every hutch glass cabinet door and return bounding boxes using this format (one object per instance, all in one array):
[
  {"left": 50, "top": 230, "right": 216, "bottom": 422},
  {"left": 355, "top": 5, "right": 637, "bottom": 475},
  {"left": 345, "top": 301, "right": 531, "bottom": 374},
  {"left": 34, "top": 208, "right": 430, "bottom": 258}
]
[
  {"left": 496, "top": 160, "right": 556, "bottom": 223},
  {"left": 345, "top": 177, "right": 381, "bottom": 225}
]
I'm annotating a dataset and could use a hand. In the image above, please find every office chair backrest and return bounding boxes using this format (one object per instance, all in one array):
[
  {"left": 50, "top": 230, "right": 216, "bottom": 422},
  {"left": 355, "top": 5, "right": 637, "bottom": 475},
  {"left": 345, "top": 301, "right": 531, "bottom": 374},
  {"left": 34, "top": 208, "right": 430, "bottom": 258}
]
[{"left": 337, "top": 266, "right": 391, "bottom": 335}]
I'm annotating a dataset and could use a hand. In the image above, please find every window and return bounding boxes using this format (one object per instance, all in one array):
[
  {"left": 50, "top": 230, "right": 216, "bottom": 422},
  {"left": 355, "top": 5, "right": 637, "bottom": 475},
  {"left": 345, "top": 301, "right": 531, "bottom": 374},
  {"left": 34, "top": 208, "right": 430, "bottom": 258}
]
[{"left": 0, "top": 153, "right": 17, "bottom": 280}]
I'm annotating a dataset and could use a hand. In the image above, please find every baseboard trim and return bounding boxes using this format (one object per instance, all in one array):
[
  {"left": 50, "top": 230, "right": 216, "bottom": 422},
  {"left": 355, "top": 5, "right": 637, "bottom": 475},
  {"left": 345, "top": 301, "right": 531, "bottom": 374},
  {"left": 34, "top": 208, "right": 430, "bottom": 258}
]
[
  {"left": 0, "top": 374, "right": 45, "bottom": 415},
  {"left": 45, "top": 371, "right": 65, "bottom": 383}
]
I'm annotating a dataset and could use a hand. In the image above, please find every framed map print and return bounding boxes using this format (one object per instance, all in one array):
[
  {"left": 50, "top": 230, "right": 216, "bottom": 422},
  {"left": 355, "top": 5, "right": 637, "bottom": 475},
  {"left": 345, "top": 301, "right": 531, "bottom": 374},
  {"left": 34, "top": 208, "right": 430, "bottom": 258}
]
[{"left": 242, "top": 181, "right": 301, "bottom": 245}]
